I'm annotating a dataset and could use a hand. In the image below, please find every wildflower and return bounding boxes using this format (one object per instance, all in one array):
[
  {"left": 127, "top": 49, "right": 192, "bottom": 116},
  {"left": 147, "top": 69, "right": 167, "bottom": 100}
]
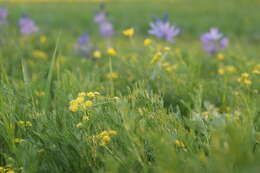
[
  {"left": 144, "top": 38, "right": 152, "bottom": 46},
  {"left": 175, "top": 140, "right": 185, "bottom": 148},
  {"left": 218, "top": 68, "right": 225, "bottom": 75},
  {"left": 148, "top": 14, "right": 180, "bottom": 42},
  {"left": 164, "top": 47, "right": 171, "bottom": 52},
  {"left": 84, "top": 100, "right": 94, "bottom": 108},
  {"left": 18, "top": 121, "right": 32, "bottom": 127},
  {"left": 107, "top": 48, "right": 117, "bottom": 56},
  {"left": 122, "top": 28, "right": 135, "bottom": 37},
  {"left": 237, "top": 73, "right": 252, "bottom": 86},
  {"left": 252, "top": 69, "right": 260, "bottom": 75},
  {"left": 95, "top": 130, "right": 117, "bottom": 146},
  {"left": 32, "top": 50, "right": 48, "bottom": 60},
  {"left": 35, "top": 91, "right": 45, "bottom": 97},
  {"left": 217, "top": 53, "right": 225, "bottom": 60},
  {"left": 76, "top": 122, "right": 83, "bottom": 128},
  {"left": 86, "top": 92, "right": 99, "bottom": 97},
  {"left": 200, "top": 28, "right": 228, "bottom": 55},
  {"left": 100, "top": 22, "right": 114, "bottom": 37},
  {"left": 93, "top": 50, "right": 102, "bottom": 59},
  {"left": 14, "top": 138, "right": 25, "bottom": 143},
  {"left": 0, "top": 8, "right": 8, "bottom": 26},
  {"left": 106, "top": 72, "right": 119, "bottom": 79},
  {"left": 150, "top": 52, "right": 162, "bottom": 64},
  {"left": 94, "top": 10, "right": 106, "bottom": 24},
  {"left": 82, "top": 116, "right": 90, "bottom": 121},
  {"left": 69, "top": 103, "right": 79, "bottom": 112},
  {"left": 19, "top": 15, "right": 38, "bottom": 36},
  {"left": 40, "top": 35, "right": 47, "bottom": 44},
  {"left": 78, "top": 92, "right": 86, "bottom": 97},
  {"left": 75, "top": 33, "right": 92, "bottom": 57},
  {"left": 76, "top": 96, "right": 85, "bottom": 104},
  {"left": 225, "top": 66, "right": 236, "bottom": 73}
]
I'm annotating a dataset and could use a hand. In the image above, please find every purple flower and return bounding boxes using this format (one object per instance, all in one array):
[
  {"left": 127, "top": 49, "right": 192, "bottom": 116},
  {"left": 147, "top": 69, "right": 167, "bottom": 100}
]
[
  {"left": 94, "top": 11, "right": 106, "bottom": 24},
  {"left": 77, "top": 33, "right": 90, "bottom": 45},
  {"left": 200, "top": 28, "right": 229, "bottom": 55},
  {"left": 148, "top": 15, "right": 180, "bottom": 42},
  {"left": 100, "top": 22, "right": 113, "bottom": 37},
  {"left": 18, "top": 15, "right": 38, "bottom": 36},
  {"left": 0, "top": 8, "right": 8, "bottom": 26},
  {"left": 75, "top": 33, "right": 92, "bottom": 57}
]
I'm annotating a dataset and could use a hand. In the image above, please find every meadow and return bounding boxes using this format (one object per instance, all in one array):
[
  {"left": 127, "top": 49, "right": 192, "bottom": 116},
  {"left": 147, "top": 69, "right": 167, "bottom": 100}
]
[{"left": 0, "top": 0, "right": 260, "bottom": 172}]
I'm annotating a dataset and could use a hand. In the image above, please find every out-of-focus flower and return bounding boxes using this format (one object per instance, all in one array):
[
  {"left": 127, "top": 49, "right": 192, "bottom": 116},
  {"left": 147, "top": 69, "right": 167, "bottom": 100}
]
[
  {"left": 122, "top": 28, "right": 134, "bottom": 37},
  {"left": 144, "top": 38, "right": 152, "bottom": 46},
  {"left": 106, "top": 72, "right": 119, "bottom": 79},
  {"left": 40, "top": 35, "right": 47, "bottom": 44},
  {"left": 94, "top": 11, "right": 106, "bottom": 24},
  {"left": 93, "top": 50, "right": 102, "bottom": 59},
  {"left": 107, "top": 48, "right": 117, "bottom": 56},
  {"left": 0, "top": 8, "right": 8, "bottom": 26},
  {"left": 100, "top": 22, "right": 114, "bottom": 37},
  {"left": 148, "top": 14, "right": 180, "bottom": 42},
  {"left": 18, "top": 15, "right": 39, "bottom": 36},
  {"left": 75, "top": 33, "right": 92, "bottom": 57},
  {"left": 201, "top": 28, "right": 229, "bottom": 55},
  {"left": 32, "top": 50, "right": 48, "bottom": 60}
]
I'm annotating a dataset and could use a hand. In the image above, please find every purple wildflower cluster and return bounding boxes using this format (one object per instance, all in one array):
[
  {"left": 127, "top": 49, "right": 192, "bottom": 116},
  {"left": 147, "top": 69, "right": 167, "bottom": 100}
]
[
  {"left": 94, "top": 4, "right": 114, "bottom": 38},
  {"left": 18, "top": 15, "right": 39, "bottom": 36},
  {"left": 200, "top": 28, "right": 229, "bottom": 55},
  {"left": 0, "top": 8, "right": 8, "bottom": 26},
  {"left": 148, "top": 14, "right": 180, "bottom": 42}
]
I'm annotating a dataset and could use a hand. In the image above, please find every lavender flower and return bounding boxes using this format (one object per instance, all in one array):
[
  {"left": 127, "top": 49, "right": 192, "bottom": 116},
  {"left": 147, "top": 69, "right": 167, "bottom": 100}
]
[
  {"left": 100, "top": 22, "right": 113, "bottom": 37},
  {"left": 148, "top": 14, "right": 180, "bottom": 42},
  {"left": 75, "top": 33, "right": 92, "bottom": 57},
  {"left": 200, "top": 28, "right": 229, "bottom": 55},
  {"left": 18, "top": 15, "right": 38, "bottom": 36},
  {"left": 94, "top": 4, "right": 114, "bottom": 38},
  {"left": 0, "top": 8, "right": 8, "bottom": 26}
]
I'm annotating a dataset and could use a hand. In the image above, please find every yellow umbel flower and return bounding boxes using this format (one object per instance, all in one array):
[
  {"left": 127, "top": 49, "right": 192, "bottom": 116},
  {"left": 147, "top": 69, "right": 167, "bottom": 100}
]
[
  {"left": 107, "top": 48, "right": 117, "bottom": 56},
  {"left": 144, "top": 38, "right": 152, "bottom": 46},
  {"left": 32, "top": 50, "right": 48, "bottom": 60},
  {"left": 122, "top": 28, "right": 135, "bottom": 37},
  {"left": 93, "top": 50, "right": 102, "bottom": 59}
]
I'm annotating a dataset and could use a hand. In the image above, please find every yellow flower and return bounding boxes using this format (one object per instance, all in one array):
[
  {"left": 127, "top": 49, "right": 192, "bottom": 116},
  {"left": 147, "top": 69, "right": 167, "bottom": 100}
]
[
  {"left": 217, "top": 53, "right": 225, "bottom": 60},
  {"left": 122, "top": 28, "right": 134, "bottom": 37},
  {"left": 144, "top": 38, "right": 152, "bottom": 46},
  {"left": 106, "top": 72, "right": 119, "bottom": 79},
  {"left": 35, "top": 91, "right": 45, "bottom": 97},
  {"left": 32, "top": 50, "right": 48, "bottom": 60},
  {"left": 6, "top": 170, "right": 15, "bottom": 173},
  {"left": 14, "top": 138, "right": 25, "bottom": 143},
  {"left": 93, "top": 50, "right": 102, "bottom": 59},
  {"left": 69, "top": 103, "right": 78, "bottom": 112},
  {"left": 252, "top": 69, "right": 260, "bottom": 75},
  {"left": 78, "top": 92, "right": 86, "bottom": 97},
  {"left": 40, "top": 35, "right": 47, "bottom": 44},
  {"left": 241, "top": 72, "right": 249, "bottom": 78},
  {"left": 76, "top": 96, "right": 85, "bottom": 104},
  {"left": 225, "top": 66, "right": 236, "bottom": 73},
  {"left": 82, "top": 116, "right": 90, "bottom": 121},
  {"left": 107, "top": 48, "right": 117, "bottom": 56},
  {"left": 218, "top": 68, "right": 225, "bottom": 75},
  {"left": 76, "top": 122, "right": 83, "bottom": 128},
  {"left": 164, "top": 47, "right": 171, "bottom": 52},
  {"left": 84, "top": 100, "right": 93, "bottom": 107},
  {"left": 175, "top": 140, "right": 185, "bottom": 148},
  {"left": 150, "top": 52, "right": 162, "bottom": 65}
]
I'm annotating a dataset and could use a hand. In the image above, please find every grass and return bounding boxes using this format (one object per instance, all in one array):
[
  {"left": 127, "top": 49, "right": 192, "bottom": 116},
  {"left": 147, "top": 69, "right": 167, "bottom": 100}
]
[{"left": 0, "top": 0, "right": 260, "bottom": 172}]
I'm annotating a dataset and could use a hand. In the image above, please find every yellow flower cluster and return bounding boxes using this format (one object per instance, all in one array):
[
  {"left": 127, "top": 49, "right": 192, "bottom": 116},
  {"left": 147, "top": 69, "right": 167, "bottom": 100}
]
[
  {"left": 217, "top": 53, "right": 225, "bottom": 61},
  {"left": 35, "top": 91, "right": 45, "bottom": 97},
  {"left": 217, "top": 65, "right": 236, "bottom": 75},
  {"left": 160, "top": 62, "right": 178, "bottom": 72},
  {"left": 18, "top": 121, "right": 32, "bottom": 127},
  {"left": 95, "top": 130, "right": 117, "bottom": 146},
  {"left": 40, "top": 35, "right": 47, "bottom": 44},
  {"left": 69, "top": 92, "right": 100, "bottom": 112},
  {"left": 237, "top": 73, "right": 252, "bottom": 86},
  {"left": 0, "top": 166, "right": 15, "bottom": 173},
  {"left": 106, "top": 72, "right": 119, "bottom": 79},
  {"left": 122, "top": 28, "right": 135, "bottom": 37},
  {"left": 150, "top": 52, "right": 163, "bottom": 65},
  {"left": 32, "top": 50, "right": 48, "bottom": 60}
]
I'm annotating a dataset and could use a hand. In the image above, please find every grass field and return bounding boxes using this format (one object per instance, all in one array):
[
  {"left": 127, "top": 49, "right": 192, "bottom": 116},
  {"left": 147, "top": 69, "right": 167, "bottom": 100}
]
[{"left": 0, "top": 0, "right": 260, "bottom": 172}]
